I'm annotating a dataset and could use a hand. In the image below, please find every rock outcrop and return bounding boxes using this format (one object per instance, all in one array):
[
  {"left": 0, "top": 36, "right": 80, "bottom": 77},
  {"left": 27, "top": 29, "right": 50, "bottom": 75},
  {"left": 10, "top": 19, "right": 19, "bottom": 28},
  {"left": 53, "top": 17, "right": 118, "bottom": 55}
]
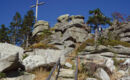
[
  {"left": 50, "top": 14, "right": 90, "bottom": 49},
  {"left": 32, "top": 20, "right": 50, "bottom": 36},
  {"left": 0, "top": 43, "right": 24, "bottom": 73},
  {"left": 103, "top": 20, "right": 130, "bottom": 43},
  {"left": 22, "top": 49, "right": 67, "bottom": 71}
]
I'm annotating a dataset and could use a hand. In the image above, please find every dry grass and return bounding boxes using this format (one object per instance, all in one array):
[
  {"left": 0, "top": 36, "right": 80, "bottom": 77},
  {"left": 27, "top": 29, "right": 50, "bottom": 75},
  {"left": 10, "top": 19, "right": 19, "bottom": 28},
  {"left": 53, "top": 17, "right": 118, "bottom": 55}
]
[
  {"left": 110, "top": 71, "right": 124, "bottom": 80},
  {"left": 77, "top": 39, "right": 94, "bottom": 52},
  {"left": 78, "top": 73, "right": 86, "bottom": 80},
  {"left": 32, "top": 68, "right": 50, "bottom": 80},
  {"left": 30, "top": 42, "right": 59, "bottom": 49},
  {"left": 99, "top": 38, "right": 130, "bottom": 47}
]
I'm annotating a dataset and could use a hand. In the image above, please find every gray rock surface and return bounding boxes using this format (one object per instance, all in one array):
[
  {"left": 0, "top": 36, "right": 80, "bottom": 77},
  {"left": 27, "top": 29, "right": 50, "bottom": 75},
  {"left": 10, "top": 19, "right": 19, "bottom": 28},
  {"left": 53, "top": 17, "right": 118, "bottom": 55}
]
[
  {"left": 70, "top": 15, "right": 85, "bottom": 24},
  {"left": 118, "top": 76, "right": 130, "bottom": 80},
  {"left": 108, "top": 45, "right": 130, "bottom": 55},
  {"left": 62, "top": 27, "right": 88, "bottom": 42},
  {"left": 86, "top": 78, "right": 97, "bottom": 80},
  {"left": 57, "top": 14, "right": 70, "bottom": 22},
  {"left": 65, "top": 62, "right": 72, "bottom": 68},
  {"left": 58, "top": 69, "right": 74, "bottom": 78},
  {"left": 1, "top": 74, "right": 35, "bottom": 80},
  {"left": 32, "top": 20, "right": 49, "bottom": 36},
  {"left": 22, "top": 49, "right": 66, "bottom": 71},
  {"left": 103, "top": 21, "right": 130, "bottom": 43},
  {"left": 105, "top": 58, "right": 116, "bottom": 72},
  {"left": 50, "top": 14, "right": 89, "bottom": 47},
  {"left": 95, "top": 68, "right": 110, "bottom": 80},
  {"left": 0, "top": 43, "right": 24, "bottom": 72}
]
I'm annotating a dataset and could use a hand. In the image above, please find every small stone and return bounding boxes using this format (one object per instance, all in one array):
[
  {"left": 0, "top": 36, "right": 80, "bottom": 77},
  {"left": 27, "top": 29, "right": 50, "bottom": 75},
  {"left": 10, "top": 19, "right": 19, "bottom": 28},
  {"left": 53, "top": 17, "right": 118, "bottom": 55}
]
[
  {"left": 65, "top": 62, "right": 72, "bottom": 68},
  {"left": 86, "top": 78, "right": 97, "bottom": 80}
]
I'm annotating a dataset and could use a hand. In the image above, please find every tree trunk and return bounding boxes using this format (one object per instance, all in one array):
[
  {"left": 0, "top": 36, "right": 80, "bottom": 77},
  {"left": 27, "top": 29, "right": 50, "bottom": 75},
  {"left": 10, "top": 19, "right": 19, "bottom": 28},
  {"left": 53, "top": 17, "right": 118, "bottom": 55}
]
[
  {"left": 25, "top": 35, "right": 29, "bottom": 49},
  {"left": 94, "top": 27, "right": 99, "bottom": 48}
]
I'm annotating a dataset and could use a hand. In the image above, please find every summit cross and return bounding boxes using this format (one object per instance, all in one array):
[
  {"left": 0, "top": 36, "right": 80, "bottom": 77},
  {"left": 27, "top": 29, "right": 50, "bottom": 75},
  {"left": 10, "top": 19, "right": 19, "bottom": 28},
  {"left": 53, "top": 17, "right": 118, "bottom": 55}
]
[{"left": 30, "top": 0, "right": 45, "bottom": 22}]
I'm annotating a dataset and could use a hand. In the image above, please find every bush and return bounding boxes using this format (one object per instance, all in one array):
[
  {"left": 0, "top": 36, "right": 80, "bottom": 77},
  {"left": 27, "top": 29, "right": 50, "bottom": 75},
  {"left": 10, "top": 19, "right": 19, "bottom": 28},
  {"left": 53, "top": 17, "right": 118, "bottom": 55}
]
[{"left": 0, "top": 73, "right": 6, "bottom": 78}]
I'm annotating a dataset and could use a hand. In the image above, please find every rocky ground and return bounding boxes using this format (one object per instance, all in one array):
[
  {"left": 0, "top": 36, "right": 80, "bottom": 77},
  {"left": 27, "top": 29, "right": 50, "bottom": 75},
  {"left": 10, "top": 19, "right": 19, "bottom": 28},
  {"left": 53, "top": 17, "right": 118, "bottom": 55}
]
[{"left": 0, "top": 14, "right": 130, "bottom": 80}]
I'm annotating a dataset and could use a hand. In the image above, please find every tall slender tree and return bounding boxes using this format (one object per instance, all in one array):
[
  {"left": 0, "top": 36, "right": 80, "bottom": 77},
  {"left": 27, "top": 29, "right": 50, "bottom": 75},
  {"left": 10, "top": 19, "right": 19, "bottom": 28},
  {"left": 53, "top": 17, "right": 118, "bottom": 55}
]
[
  {"left": 87, "top": 8, "right": 112, "bottom": 45},
  {"left": 20, "top": 10, "right": 35, "bottom": 48},
  {"left": 0, "top": 24, "right": 9, "bottom": 42},
  {"left": 9, "top": 12, "right": 22, "bottom": 44}
]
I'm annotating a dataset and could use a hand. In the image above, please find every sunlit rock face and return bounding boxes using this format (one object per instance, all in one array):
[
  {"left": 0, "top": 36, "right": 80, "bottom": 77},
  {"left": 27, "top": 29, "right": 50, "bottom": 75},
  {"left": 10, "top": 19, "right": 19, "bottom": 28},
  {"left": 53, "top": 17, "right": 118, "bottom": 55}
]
[
  {"left": 50, "top": 14, "right": 90, "bottom": 49},
  {"left": 103, "top": 20, "right": 130, "bottom": 43},
  {"left": 32, "top": 20, "right": 50, "bottom": 36}
]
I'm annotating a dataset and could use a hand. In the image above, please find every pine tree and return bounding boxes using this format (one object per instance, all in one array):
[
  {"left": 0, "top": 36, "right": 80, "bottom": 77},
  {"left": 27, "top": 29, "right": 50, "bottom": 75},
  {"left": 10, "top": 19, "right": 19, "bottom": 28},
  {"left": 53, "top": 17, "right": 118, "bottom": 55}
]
[
  {"left": 9, "top": 12, "right": 22, "bottom": 45},
  {"left": 87, "top": 8, "right": 112, "bottom": 45},
  {"left": 20, "top": 10, "right": 35, "bottom": 48},
  {"left": 0, "top": 24, "right": 9, "bottom": 43}
]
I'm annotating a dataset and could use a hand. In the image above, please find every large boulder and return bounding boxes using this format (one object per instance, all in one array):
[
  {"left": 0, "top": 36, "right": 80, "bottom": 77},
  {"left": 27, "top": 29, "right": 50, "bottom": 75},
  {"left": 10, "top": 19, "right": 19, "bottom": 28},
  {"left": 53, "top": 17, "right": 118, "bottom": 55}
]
[
  {"left": 70, "top": 15, "right": 85, "bottom": 24},
  {"left": 22, "top": 49, "right": 66, "bottom": 71},
  {"left": 103, "top": 21, "right": 130, "bottom": 43},
  {"left": 62, "top": 27, "right": 88, "bottom": 42},
  {"left": 57, "top": 14, "right": 70, "bottom": 23},
  {"left": 0, "top": 43, "right": 24, "bottom": 72},
  {"left": 32, "top": 20, "right": 50, "bottom": 36}
]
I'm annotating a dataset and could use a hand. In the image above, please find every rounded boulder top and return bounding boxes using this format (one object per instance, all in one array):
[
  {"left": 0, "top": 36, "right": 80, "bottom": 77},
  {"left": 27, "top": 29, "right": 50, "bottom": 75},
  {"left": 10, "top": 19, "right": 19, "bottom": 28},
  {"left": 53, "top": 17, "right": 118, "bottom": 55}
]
[
  {"left": 57, "top": 14, "right": 70, "bottom": 22},
  {"left": 34, "top": 20, "right": 49, "bottom": 28}
]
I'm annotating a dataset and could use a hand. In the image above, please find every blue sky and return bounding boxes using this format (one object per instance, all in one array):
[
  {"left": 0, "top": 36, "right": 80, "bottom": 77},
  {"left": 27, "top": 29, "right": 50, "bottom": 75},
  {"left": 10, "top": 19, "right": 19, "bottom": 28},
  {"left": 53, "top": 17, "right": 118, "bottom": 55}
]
[{"left": 0, "top": 0, "right": 130, "bottom": 27}]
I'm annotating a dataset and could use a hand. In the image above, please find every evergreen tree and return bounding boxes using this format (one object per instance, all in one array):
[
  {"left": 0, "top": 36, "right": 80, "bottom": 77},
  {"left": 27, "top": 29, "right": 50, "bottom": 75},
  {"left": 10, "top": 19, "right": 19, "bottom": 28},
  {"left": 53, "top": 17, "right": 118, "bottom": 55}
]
[
  {"left": 0, "top": 24, "right": 9, "bottom": 42},
  {"left": 20, "top": 10, "right": 35, "bottom": 48},
  {"left": 9, "top": 12, "right": 22, "bottom": 44},
  {"left": 87, "top": 8, "right": 112, "bottom": 44}
]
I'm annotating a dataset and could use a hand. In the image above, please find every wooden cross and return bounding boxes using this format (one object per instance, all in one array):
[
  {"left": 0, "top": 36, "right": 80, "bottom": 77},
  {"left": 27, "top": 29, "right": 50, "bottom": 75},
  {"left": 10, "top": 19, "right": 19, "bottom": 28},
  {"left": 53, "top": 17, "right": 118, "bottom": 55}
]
[{"left": 30, "top": 0, "right": 45, "bottom": 22}]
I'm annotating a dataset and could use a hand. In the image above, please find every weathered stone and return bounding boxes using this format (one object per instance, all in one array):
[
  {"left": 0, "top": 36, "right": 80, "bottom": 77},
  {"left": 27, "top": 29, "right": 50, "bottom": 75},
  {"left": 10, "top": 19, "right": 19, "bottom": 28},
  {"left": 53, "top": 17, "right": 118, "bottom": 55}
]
[
  {"left": 22, "top": 49, "right": 67, "bottom": 71},
  {"left": 70, "top": 15, "right": 85, "bottom": 24},
  {"left": 22, "top": 55, "right": 46, "bottom": 71},
  {"left": 100, "top": 52, "right": 130, "bottom": 58},
  {"left": 118, "top": 76, "right": 130, "bottom": 80},
  {"left": 120, "top": 37, "right": 130, "bottom": 42},
  {"left": 97, "top": 45, "right": 108, "bottom": 51},
  {"left": 117, "top": 70, "right": 126, "bottom": 77},
  {"left": 57, "top": 14, "right": 70, "bottom": 22},
  {"left": 123, "top": 59, "right": 130, "bottom": 65},
  {"left": 86, "top": 78, "right": 97, "bottom": 80},
  {"left": 85, "top": 46, "right": 95, "bottom": 51},
  {"left": 95, "top": 68, "right": 110, "bottom": 80},
  {"left": 0, "top": 43, "right": 24, "bottom": 72},
  {"left": 65, "top": 62, "right": 72, "bottom": 68},
  {"left": 108, "top": 45, "right": 130, "bottom": 55},
  {"left": 85, "top": 54, "right": 106, "bottom": 63},
  {"left": 62, "top": 27, "right": 88, "bottom": 42},
  {"left": 32, "top": 20, "right": 49, "bottom": 36},
  {"left": 58, "top": 69, "right": 74, "bottom": 78},
  {"left": 1, "top": 74, "right": 35, "bottom": 80},
  {"left": 105, "top": 58, "right": 116, "bottom": 72},
  {"left": 103, "top": 21, "right": 130, "bottom": 43},
  {"left": 64, "top": 41, "right": 75, "bottom": 47}
]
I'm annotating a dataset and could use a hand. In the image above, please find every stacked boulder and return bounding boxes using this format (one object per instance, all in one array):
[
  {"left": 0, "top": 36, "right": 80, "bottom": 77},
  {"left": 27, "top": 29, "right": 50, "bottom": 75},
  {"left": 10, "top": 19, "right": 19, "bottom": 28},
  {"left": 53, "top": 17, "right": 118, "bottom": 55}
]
[
  {"left": 50, "top": 14, "right": 90, "bottom": 49},
  {"left": 0, "top": 43, "right": 24, "bottom": 73},
  {"left": 32, "top": 20, "right": 50, "bottom": 36},
  {"left": 103, "top": 20, "right": 130, "bottom": 43}
]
